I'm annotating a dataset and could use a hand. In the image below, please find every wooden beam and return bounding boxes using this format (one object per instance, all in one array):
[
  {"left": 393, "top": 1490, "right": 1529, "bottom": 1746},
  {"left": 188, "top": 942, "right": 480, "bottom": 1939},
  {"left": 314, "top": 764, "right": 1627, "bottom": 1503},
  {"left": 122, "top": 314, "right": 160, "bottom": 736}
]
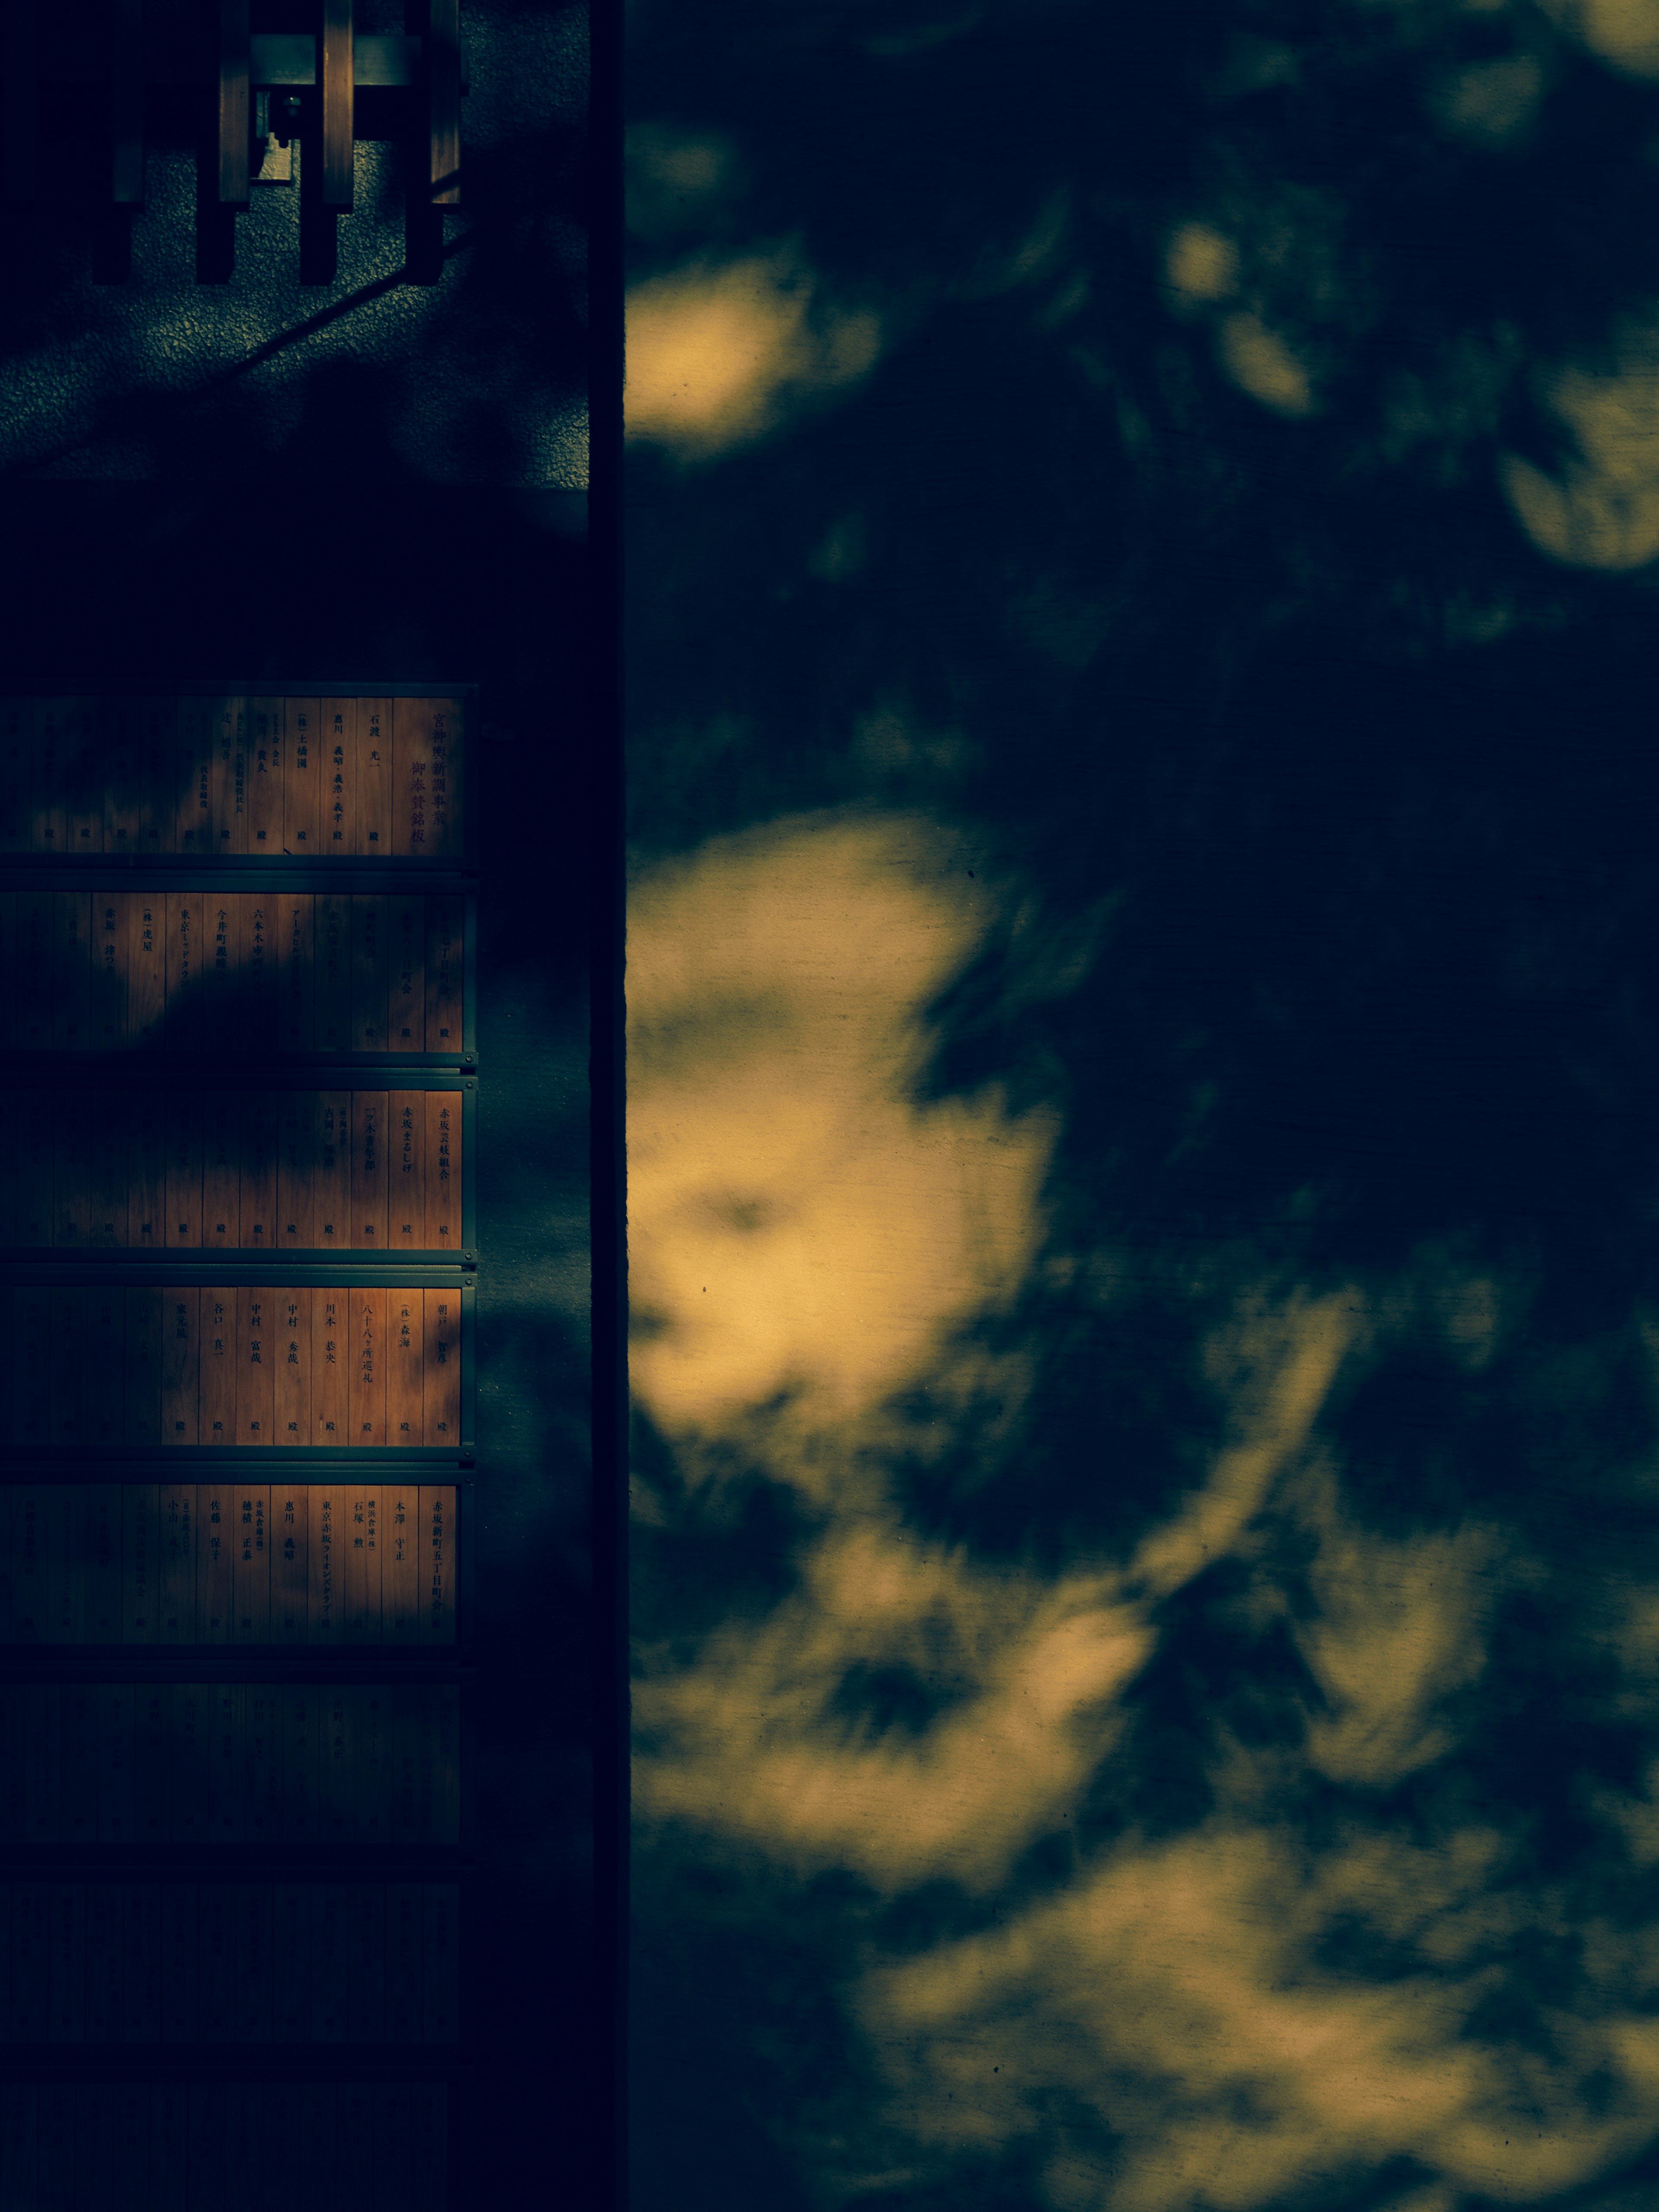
[
  {"left": 321, "top": 0, "right": 353, "bottom": 211},
  {"left": 426, "top": 0, "right": 460, "bottom": 207},
  {"left": 218, "top": 0, "right": 249, "bottom": 205}
]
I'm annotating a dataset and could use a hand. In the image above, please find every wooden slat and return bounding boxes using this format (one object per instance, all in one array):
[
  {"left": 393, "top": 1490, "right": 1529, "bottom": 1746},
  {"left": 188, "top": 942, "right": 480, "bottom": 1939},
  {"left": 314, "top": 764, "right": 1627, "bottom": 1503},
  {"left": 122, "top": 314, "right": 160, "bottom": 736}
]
[
  {"left": 321, "top": 0, "right": 353, "bottom": 209},
  {"left": 219, "top": 0, "right": 249, "bottom": 205},
  {"left": 426, "top": 0, "right": 460, "bottom": 207}
]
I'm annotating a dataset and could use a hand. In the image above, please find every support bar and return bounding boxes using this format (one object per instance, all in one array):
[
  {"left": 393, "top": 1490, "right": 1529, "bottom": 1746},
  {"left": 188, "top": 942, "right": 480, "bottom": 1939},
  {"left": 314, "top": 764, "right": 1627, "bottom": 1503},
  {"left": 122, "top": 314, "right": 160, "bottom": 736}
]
[
  {"left": 321, "top": 0, "right": 353, "bottom": 210},
  {"left": 218, "top": 0, "right": 249, "bottom": 205},
  {"left": 425, "top": 0, "right": 460, "bottom": 207},
  {"left": 247, "top": 32, "right": 429, "bottom": 89}
]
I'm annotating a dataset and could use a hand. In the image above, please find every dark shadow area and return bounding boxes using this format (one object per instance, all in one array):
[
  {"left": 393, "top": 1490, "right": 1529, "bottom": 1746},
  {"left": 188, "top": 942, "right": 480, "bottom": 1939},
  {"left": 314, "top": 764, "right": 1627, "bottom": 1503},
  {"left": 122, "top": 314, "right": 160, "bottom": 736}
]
[
  {"left": 193, "top": 140, "right": 236, "bottom": 285},
  {"left": 89, "top": 207, "right": 135, "bottom": 287},
  {"left": 0, "top": 477, "right": 599, "bottom": 2208},
  {"left": 298, "top": 127, "right": 342, "bottom": 291}
]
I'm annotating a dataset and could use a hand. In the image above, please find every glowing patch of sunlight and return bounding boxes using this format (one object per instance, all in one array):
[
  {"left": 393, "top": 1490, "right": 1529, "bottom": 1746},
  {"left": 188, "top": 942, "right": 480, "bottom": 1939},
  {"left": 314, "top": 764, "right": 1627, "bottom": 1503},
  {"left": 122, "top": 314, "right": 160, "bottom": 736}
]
[
  {"left": 1217, "top": 310, "right": 1316, "bottom": 417},
  {"left": 1499, "top": 454, "right": 1659, "bottom": 569},
  {"left": 627, "top": 1084, "right": 1052, "bottom": 1438},
  {"left": 1539, "top": 0, "right": 1659, "bottom": 77},
  {"left": 632, "top": 1291, "right": 1360, "bottom": 1894},
  {"left": 1427, "top": 51, "right": 1545, "bottom": 143},
  {"left": 1163, "top": 222, "right": 1239, "bottom": 310},
  {"left": 857, "top": 1813, "right": 1659, "bottom": 2211},
  {"left": 1128, "top": 1294, "right": 1359, "bottom": 1599},
  {"left": 633, "top": 1510, "right": 1154, "bottom": 1892},
  {"left": 1296, "top": 1510, "right": 1499, "bottom": 1785},
  {"left": 638, "top": 1184, "right": 1659, "bottom": 2209},
  {"left": 629, "top": 810, "right": 992, "bottom": 1068},
  {"left": 1533, "top": 343, "right": 1659, "bottom": 475},
  {"left": 626, "top": 255, "right": 881, "bottom": 460},
  {"left": 861, "top": 1827, "right": 1479, "bottom": 2202},
  {"left": 1501, "top": 331, "right": 1659, "bottom": 569},
  {"left": 627, "top": 813, "right": 1054, "bottom": 1437}
]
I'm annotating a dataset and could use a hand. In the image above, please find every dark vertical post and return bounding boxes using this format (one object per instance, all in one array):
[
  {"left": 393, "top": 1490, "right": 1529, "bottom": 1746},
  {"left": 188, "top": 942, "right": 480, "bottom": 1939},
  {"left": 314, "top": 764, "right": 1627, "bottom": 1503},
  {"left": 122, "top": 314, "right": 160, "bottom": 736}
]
[
  {"left": 321, "top": 0, "right": 353, "bottom": 211},
  {"left": 3, "top": 0, "right": 35, "bottom": 204},
  {"left": 218, "top": 0, "right": 249, "bottom": 205},
  {"left": 426, "top": 0, "right": 460, "bottom": 207},
  {"left": 111, "top": 0, "right": 144, "bottom": 205}
]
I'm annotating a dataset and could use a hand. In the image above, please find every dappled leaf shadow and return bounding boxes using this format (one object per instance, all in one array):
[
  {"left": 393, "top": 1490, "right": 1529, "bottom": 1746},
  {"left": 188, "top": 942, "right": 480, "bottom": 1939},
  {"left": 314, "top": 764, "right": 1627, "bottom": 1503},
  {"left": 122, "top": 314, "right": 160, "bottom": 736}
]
[{"left": 625, "top": 4, "right": 1659, "bottom": 2201}]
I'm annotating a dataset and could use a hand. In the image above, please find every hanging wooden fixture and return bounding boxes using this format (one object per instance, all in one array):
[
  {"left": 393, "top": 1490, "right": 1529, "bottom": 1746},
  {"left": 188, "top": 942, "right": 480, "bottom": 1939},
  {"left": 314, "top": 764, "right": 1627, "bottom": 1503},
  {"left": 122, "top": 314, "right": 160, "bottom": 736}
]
[{"left": 0, "top": 0, "right": 463, "bottom": 273}]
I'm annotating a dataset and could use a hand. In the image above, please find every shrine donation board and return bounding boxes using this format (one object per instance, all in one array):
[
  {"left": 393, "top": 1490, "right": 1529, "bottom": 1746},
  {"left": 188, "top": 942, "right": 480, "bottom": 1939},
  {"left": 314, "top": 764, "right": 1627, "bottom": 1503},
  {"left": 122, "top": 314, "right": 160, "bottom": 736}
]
[
  {"left": 0, "top": 891, "right": 466, "bottom": 1055},
  {"left": 0, "top": 2082, "right": 449, "bottom": 2209},
  {"left": 0, "top": 1090, "right": 463, "bottom": 1251},
  {"left": 0, "top": 695, "right": 464, "bottom": 859},
  {"left": 0, "top": 688, "right": 476, "bottom": 2207}
]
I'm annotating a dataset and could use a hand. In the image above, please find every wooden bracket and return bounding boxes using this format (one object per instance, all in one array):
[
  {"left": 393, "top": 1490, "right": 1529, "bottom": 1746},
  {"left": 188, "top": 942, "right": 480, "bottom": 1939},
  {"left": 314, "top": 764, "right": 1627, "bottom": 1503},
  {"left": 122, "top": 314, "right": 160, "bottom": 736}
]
[
  {"left": 321, "top": 0, "right": 353, "bottom": 211},
  {"left": 218, "top": 0, "right": 250, "bottom": 206},
  {"left": 0, "top": 2, "right": 463, "bottom": 245},
  {"left": 423, "top": 0, "right": 461, "bottom": 210}
]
